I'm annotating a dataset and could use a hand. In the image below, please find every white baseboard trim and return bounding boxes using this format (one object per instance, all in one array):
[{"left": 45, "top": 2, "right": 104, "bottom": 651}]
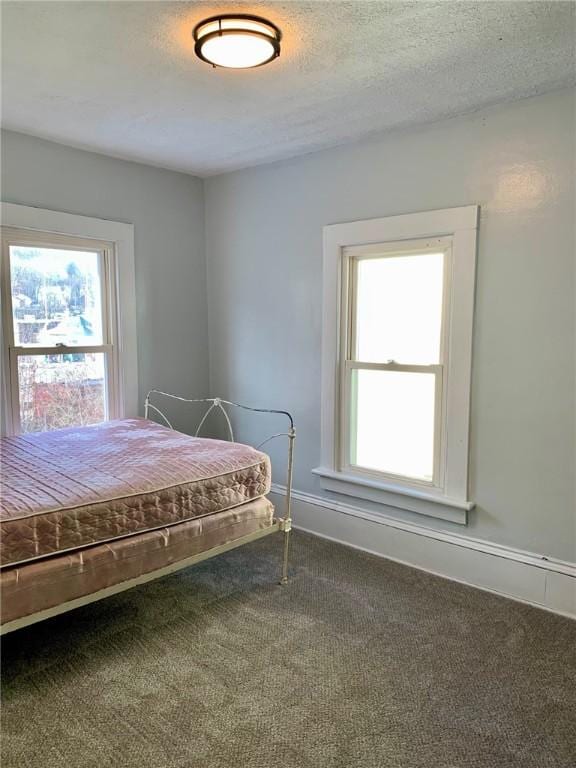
[{"left": 271, "top": 484, "right": 576, "bottom": 619}]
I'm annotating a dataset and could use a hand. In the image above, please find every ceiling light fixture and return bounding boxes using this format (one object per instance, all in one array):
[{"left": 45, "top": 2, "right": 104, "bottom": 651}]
[{"left": 193, "top": 14, "right": 281, "bottom": 69}]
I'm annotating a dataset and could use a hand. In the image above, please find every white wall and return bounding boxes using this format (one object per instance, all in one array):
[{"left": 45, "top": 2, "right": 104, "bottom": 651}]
[
  {"left": 205, "top": 88, "right": 575, "bottom": 564},
  {"left": 1, "top": 130, "right": 209, "bottom": 422}
]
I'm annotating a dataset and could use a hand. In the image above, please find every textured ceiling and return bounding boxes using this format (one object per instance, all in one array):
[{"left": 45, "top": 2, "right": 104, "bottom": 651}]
[{"left": 1, "top": 1, "right": 575, "bottom": 176}]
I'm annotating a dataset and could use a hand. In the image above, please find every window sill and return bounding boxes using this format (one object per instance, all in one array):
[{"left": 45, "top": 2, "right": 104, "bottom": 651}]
[{"left": 311, "top": 467, "right": 473, "bottom": 525}]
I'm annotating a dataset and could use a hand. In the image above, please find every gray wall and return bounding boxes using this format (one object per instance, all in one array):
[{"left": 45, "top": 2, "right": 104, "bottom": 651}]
[
  {"left": 2, "top": 90, "right": 574, "bottom": 562},
  {"left": 205, "top": 88, "right": 575, "bottom": 562},
  {"left": 1, "top": 130, "right": 209, "bottom": 427}
]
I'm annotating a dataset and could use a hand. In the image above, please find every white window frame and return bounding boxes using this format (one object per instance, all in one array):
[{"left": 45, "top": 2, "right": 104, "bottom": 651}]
[
  {"left": 0, "top": 203, "right": 138, "bottom": 436},
  {"left": 313, "top": 206, "right": 479, "bottom": 525}
]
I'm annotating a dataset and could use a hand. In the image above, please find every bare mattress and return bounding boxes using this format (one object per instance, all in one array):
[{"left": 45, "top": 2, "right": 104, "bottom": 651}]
[{"left": 0, "top": 418, "right": 272, "bottom": 568}]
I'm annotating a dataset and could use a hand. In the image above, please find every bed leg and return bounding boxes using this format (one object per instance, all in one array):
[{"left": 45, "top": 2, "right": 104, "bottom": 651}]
[
  {"left": 279, "top": 426, "right": 295, "bottom": 585},
  {"left": 280, "top": 525, "right": 291, "bottom": 585}
]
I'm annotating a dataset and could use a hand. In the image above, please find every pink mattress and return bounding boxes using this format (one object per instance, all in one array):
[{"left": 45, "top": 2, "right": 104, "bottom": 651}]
[
  {"left": 1, "top": 497, "right": 275, "bottom": 625},
  {"left": 0, "top": 418, "right": 271, "bottom": 568}
]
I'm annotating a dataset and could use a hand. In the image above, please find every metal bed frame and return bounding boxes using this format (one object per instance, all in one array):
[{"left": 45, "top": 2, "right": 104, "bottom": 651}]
[
  {"left": 0, "top": 392, "right": 295, "bottom": 635},
  {"left": 144, "top": 390, "right": 296, "bottom": 585}
]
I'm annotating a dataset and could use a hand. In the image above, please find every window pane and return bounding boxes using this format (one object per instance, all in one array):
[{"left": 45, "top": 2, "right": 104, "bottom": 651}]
[
  {"left": 350, "top": 369, "right": 436, "bottom": 481},
  {"left": 354, "top": 252, "right": 444, "bottom": 364},
  {"left": 17, "top": 353, "right": 107, "bottom": 433},
  {"left": 9, "top": 245, "right": 104, "bottom": 347}
]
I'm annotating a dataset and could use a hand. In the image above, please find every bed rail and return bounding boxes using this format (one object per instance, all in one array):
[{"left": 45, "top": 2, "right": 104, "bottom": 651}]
[{"left": 144, "top": 390, "right": 295, "bottom": 584}]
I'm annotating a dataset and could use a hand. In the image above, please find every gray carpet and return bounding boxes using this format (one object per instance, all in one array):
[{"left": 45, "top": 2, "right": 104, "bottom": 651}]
[{"left": 2, "top": 531, "right": 575, "bottom": 768}]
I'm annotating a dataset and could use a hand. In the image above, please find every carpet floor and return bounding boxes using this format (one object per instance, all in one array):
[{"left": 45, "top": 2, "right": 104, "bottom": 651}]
[{"left": 1, "top": 531, "right": 575, "bottom": 768}]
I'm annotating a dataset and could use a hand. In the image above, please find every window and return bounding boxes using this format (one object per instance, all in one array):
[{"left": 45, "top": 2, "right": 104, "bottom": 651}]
[
  {"left": 1, "top": 204, "right": 138, "bottom": 435},
  {"left": 314, "top": 206, "right": 478, "bottom": 524},
  {"left": 342, "top": 239, "right": 449, "bottom": 485},
  {"left": 2, "top": 230, "right": 118, "bottom": 432}
]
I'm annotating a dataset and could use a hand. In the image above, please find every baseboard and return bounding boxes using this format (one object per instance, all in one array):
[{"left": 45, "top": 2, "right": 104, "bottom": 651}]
[{"left": 271, "top": 485, "right": 576, "bottom": 619}]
